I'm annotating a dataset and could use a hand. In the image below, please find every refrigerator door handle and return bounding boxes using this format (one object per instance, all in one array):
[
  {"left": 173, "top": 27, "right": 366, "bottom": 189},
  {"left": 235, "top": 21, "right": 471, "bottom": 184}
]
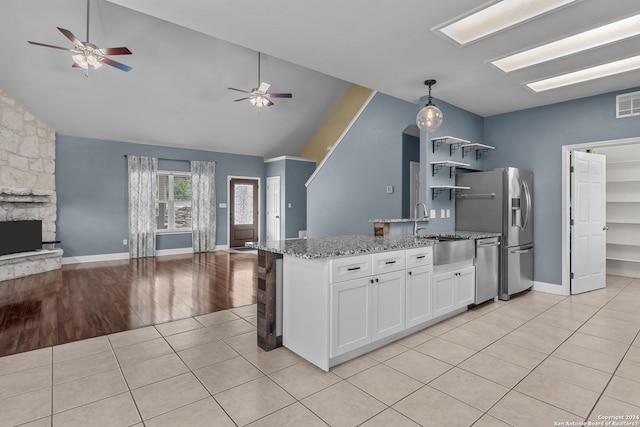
[
  {"left": 521, "top": 180, "right": 531, "bottom": 231},
  {"left": 511, "top": 248, "right": 533, "bottom": 254}
]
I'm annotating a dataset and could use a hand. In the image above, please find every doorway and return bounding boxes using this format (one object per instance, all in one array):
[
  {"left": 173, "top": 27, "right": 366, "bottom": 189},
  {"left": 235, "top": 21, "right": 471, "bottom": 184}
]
[
  {"left": 228, "top": 177, "right": 259, "bottom": 248},
  {"left": 561, "top": 136, "right": 640, "bottom": 295}
]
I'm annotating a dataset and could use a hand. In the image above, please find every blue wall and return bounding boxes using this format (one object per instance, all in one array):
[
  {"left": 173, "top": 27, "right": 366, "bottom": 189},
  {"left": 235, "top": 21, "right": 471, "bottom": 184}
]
[
  {"left": 56, "top": 135, "right": 265, "bottom": 257},
  {"left": 401, "top": 132, "right": 420, "bottom": 218},
  {"left": 418, "top": 97, "right": 486, "bottom": 233},
  {"left": 285, "top": 159, "right": 315, "bottom": 238},
  {"left": 484, "top": 86, "right": 640, "bottom": 286},
  {"left": 265, "top": 157, "right": 314, "bottom": 239},
  {"left": 306, "top": 92, "right": 419, "bottom": 237}
]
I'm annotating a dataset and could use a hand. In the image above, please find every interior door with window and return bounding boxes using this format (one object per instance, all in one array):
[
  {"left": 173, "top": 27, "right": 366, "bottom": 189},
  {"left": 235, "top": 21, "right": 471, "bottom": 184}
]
[
  {"left": 571, "top": 151, "right": 607, "bottom": 294},
  {"left": 229, "top": 178, "right": 259, "bottom": 248},
  {"left": 266, "top": 176, "right": 281, "bottom": 241}
]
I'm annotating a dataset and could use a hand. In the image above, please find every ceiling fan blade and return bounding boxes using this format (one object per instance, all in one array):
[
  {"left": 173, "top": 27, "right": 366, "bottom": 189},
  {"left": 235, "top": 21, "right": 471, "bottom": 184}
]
[
  {"left": 100, "top": 47, "right": 132, "bottom": 56},
  {"left": 28, "top": 41, "right": 75, "bottom": 52},
  {"left": 228, "top": 87, "right": 251, "bottom": 94},
  {"left": 57, "top": 27, "right": 83, "bottom": 47},
  {"left": 97, "top": 56, "right": 132, "bottom": 72},
  {"left": 234, "top": 97, "right": 251, "bottom": 102},
  {"left": 268, "top": 93, "right": 293, "bottom": 99},
  {"left": 258, "top": 82, "right": 270, "bottom": 94}
]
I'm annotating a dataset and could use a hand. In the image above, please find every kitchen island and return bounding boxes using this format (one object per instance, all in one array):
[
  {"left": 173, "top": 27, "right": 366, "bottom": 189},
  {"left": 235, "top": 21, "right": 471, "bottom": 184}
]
[{"left": 253, "top": 234, "right": 487, "bottom": 371}]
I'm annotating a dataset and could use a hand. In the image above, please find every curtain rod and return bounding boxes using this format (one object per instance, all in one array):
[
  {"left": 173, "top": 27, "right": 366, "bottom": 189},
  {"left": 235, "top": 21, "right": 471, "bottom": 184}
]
[{"left": 124, "top": 154, "right": 190, "bottom": 162}]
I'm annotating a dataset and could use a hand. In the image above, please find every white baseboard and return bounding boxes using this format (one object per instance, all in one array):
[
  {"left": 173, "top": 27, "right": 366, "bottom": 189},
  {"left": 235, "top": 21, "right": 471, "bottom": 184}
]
[
  {"left": 533, "top": 281, "right": 567, "bottom": 295},
  {"left": 63, "top": 245, "right": 231, "bottom": 265},
  {"left": 62, "top": 252, "right": 129, "bottom": 264},
  {"left": 156, "top": 247, "right": 194, "bottom": 256}
]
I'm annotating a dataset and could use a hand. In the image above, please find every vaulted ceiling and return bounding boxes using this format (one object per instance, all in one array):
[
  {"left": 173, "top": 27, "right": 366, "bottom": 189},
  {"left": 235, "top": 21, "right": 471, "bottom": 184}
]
[{"left": 2, "top": 0, "right": 639, "bottom": 158}]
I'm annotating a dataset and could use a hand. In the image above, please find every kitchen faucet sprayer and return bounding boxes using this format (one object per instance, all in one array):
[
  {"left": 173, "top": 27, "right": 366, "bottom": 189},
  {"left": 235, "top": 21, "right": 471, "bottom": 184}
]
[{"left": 414, "top": 202, "right": 428, "bottom": 236}]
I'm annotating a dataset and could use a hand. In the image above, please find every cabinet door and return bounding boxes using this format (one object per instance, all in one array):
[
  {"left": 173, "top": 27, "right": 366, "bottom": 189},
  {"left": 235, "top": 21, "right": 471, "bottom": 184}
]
[
  {"left": 330, "top": 277, "right": 371, "bottom": 357},
  {"left": 455, "top": 266, "right": 476, "bottom": 308},
  {"left": 371, "top": 271, "right": 405, "bottom": 341},
  {"left": 432, "top": 271, "right": 455, "bottom": 318},
  {"left": 406, "top": 265, "right": 432, "bottom": 328}
]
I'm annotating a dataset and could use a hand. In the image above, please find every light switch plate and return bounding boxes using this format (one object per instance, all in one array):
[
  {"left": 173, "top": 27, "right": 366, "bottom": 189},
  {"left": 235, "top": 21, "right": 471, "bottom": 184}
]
[
  {"left": 446, "top": 209, "right": 451, "bottom": 218},
  {"left": 386, "top": 185, "right": 394, "bottom": 194},
  {"left": 440, "top": 209, "right": 445, "bottom": 218},
  {"left": 219, "top": 203, "right": 227, "bottom": 208},
  {"left": 430, "top": 209, "right": 436, "bottom": 218},
  {"left": 288, "top": 203, "right": 292, "bottom": 208}
]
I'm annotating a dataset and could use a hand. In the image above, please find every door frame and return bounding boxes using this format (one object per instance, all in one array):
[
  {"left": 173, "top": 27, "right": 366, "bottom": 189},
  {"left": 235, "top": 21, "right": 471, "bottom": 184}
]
[
  {"left": 561, "top": 136, "right": 640, "bottom": 296},
  {"left": 266, "top": 175, "right": 281, "bottom": 241},
  {"left": 227, "top": 175, "right": 261, "bottom": 249}
]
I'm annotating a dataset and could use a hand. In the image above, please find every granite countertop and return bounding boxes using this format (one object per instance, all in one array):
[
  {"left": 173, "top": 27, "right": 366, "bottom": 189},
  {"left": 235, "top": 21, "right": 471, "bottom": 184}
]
[
  {"left": 250, "top": 235, "right": 435, "bottom": 259},
  {"left": 368, "top": 218, "right": 430, "bottom": 223},
  {"left": 421, "top": 230, "right": 501, "bottom": 239}
]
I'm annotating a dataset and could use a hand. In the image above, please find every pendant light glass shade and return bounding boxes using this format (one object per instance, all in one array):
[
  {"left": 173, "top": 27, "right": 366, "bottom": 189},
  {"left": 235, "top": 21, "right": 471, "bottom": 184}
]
[
  {"left": 416, "top": 104, "right": 443, "bottom": 132},
  {"left": 416, "top": 79, "right": 443, "bottom": 132}
]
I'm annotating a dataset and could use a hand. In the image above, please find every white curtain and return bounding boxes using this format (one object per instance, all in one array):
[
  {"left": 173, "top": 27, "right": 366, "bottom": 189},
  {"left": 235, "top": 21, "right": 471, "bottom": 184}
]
[
  {"left": 128, "top": 156, "right": 158, "bottom": 258},
  {"left": 190, "top": 160, "right": 216, "bottom": 252}
]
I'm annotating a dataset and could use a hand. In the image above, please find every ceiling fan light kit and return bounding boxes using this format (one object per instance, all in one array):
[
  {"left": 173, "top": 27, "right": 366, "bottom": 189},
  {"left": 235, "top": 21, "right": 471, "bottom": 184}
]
[
  {"left": 228, "top": 52, "right": 292, "bottom": 108},
  {"left": 28, "top": 0, "right": 132, "bottom": 73},
  {"left": 416, "top": 79, "right": 443, "bottom": 132}
]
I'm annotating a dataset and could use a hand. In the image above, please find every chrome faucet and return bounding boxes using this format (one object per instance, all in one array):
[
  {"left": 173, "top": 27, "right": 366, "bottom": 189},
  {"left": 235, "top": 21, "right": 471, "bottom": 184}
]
[{"left": 414, "top": 202, "right": 428, "bottom": 236}]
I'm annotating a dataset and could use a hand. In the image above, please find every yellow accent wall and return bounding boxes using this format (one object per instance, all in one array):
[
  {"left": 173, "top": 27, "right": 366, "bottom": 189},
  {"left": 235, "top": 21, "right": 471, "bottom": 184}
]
[{"left": 297, "top": 84, "right": 373, "bottom": 166}]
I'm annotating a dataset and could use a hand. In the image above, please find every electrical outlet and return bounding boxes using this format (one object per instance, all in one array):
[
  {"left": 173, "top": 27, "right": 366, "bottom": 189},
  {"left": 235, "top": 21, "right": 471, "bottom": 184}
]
[
  {"left": 123, "top": 239, "right": 128, "bottom": 245},
  {"left": 430, "top": 209, "right": 436, "bottom": 219},
  {"left": 288, "top": 203, "right": 292, "bottom": 208},
  {"left": 446, "top": 209, "right": 451, "bottom": 218},
  {"left": 386, "top": 185, "right": 394, "bottom": 194},
  {"left": 440, "top": 209, "right": 445, "bottom": 218}
]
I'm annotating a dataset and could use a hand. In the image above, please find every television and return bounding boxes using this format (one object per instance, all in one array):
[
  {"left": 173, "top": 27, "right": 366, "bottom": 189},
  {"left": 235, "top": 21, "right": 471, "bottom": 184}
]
[{"left": 0, "top": 220, "right": 42, "bottom": 256}]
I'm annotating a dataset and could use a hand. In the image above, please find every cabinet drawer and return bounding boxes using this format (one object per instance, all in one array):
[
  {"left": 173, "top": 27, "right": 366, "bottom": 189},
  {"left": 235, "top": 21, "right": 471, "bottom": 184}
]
[
  {"left": 406, "top": 246, "right": 432, "bottom": 268},
  {"left": 330, "top": 255, "right": 372, "bottom": 283},
  {"left": 372, "top": 251, "right": 406, "bottom": 275}
]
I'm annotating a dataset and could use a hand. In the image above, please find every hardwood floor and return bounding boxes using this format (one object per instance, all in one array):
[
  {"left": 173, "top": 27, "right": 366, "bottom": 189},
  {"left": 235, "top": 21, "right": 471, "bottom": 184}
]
[{"left": 0, "top": 250, "right": 257, "bottom": 357}]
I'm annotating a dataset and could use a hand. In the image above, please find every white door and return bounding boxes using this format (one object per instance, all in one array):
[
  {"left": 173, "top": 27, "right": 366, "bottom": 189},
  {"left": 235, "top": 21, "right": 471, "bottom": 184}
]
[
  {"left": 266, "top": 176, "right": 281, "bottom": 241},
  {"left": 406, "top": 265, "right": 432, "bottom": 328},
  {"left": 571, "top": 151, "right": 607, "bottom": 294},
  {"left": 330, "top": 277, "right": 371, "bottom": 357},
  {"left": 371, "top": 271, "right": 405, "bottom": 341},
  {"left": 409, "top": 161, "right": 420, "bottom": 215}
]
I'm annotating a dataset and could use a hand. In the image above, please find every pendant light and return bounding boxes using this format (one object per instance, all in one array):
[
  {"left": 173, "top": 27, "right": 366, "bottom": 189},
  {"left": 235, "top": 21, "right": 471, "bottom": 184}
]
[{"left": 416, "top": 79, "right": 443, "bottom": 132}]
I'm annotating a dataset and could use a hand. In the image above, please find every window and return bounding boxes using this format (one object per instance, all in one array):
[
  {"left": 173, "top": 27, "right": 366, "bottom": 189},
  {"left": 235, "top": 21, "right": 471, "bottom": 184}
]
[{"left": 156, "top": 172, "right": 192, "bottom": 232}]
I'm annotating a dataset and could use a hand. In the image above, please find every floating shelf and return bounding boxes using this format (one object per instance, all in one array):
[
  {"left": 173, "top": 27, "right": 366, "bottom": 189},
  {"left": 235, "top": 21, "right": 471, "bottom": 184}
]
[
  {"left": 430, "top": 185, "right": 470, "bottom": 200},
  {"left": 461, "top": 143, "right": 495, "bottom": 160},
  {"left": 431, "top": 136, "right": 470, "bottom": 156},
  {"left": 430, "top": 161, "right": 471, "bottom": 178}
]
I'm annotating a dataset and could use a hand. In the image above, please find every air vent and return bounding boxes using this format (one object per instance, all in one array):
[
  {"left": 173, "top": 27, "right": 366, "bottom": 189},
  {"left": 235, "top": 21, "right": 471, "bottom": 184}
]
[{"left": 616, "top": 90, "right": 640, "bottom": 118}]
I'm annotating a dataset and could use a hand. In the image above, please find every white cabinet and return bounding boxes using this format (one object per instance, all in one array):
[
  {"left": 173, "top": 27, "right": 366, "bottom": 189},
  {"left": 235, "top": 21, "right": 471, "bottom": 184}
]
[
  {"left": 455, "top": 267, "right": 475, "bottom": 307},
  {"left": 330, "top": 252, "right": 406, "bottom": 357},
  {"left": 433, "top": 266, "right": 475, "bottom": 318},
  {"left": 371, "top": 271, "right": 405, "bottom": 341},
  {"left": 406, "top": 265, "right": 433, "bottom": 328},
  {"left": 330, "top": 277, "right": 371, "bottom": 357}
]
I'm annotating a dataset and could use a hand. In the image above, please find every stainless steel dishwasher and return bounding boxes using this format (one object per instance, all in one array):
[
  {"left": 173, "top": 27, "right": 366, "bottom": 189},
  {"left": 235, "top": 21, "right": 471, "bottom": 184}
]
[{"left": 475, "top": 237, "right": 500, "bottom": 304}]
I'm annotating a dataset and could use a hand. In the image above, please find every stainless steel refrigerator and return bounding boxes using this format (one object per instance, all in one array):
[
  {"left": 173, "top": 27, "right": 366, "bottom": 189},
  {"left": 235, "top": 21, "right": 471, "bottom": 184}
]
[{"left": 456, "top": 167, "right": 533, "bottom": 300}]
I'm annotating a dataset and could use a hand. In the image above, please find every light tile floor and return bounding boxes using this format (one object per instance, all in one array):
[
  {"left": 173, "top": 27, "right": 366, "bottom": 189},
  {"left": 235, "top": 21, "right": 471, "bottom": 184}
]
[{"left": 2, "top": 276, "right": 640, "bottom": 427}]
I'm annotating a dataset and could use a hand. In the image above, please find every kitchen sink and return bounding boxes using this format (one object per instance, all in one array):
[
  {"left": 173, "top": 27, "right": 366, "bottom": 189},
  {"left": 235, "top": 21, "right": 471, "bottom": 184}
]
[{"left": 429, "top": 238, "right": 474, "bottom": 266}]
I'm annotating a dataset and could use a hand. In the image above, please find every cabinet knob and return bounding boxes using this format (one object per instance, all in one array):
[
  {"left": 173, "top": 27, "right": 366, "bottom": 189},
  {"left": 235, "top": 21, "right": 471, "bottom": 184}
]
[
  {"left": 408, "top": 271, "right": 412, "bottom": 276},
  {"left": 375, "top": 278, "right": 379, "bottom": 283}
]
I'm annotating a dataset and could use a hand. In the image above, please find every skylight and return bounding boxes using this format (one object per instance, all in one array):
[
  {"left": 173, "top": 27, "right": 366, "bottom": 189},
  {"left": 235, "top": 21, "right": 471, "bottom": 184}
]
[
  {"left": 526, "top": 54, "right": 640, "bottom": 92},
  {"left": 492, "top": 13, "right": 640, "bottom": 72},
  {"left": 435, "top": 0, "right": 581, "bottom": 46}
]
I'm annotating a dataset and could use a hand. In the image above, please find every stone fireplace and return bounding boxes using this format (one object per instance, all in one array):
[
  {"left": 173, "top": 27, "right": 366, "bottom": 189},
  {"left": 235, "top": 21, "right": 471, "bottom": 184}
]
[{"left": 0, "top": 88, "right": 62, "bottom": 281}]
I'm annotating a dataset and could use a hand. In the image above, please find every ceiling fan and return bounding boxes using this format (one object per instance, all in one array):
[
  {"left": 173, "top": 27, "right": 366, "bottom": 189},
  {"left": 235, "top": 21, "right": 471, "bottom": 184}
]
[
  {"left": 27, "top": 0, "right": 132, "bottom": 73},
  {"left": 228, "top": 52, "right": 292, "bottom": 107}
]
